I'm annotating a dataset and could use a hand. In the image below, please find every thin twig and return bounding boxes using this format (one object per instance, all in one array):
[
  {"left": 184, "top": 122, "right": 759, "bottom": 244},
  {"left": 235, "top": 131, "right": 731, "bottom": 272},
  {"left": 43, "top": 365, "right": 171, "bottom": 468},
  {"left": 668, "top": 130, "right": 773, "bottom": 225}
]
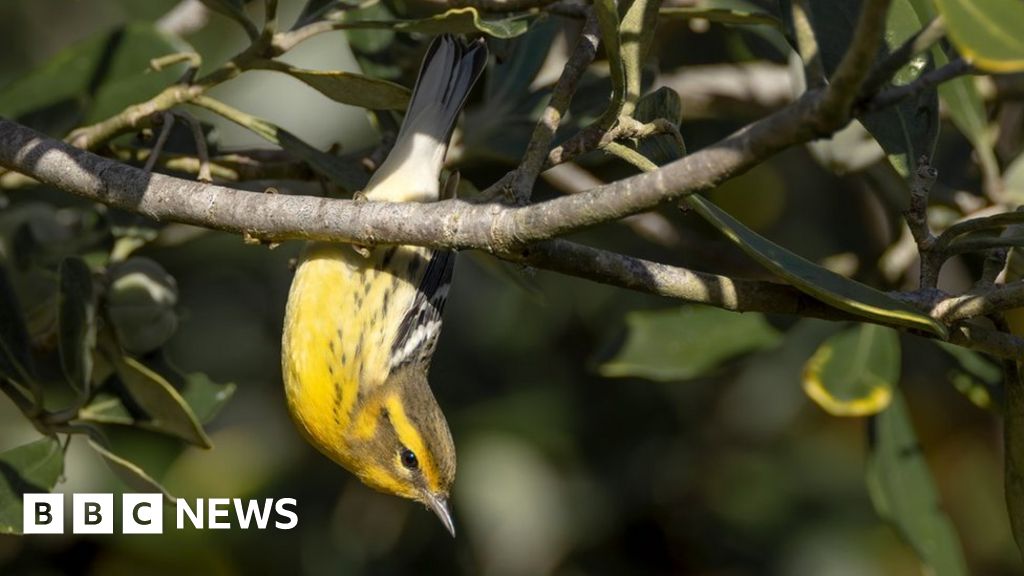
[
  {"left": 142, "top": 112, "right": 175, "bottom": 174},
  {"left": 860, "top": 15, "right": 946, "bottom": 97},
  {"left": 862, "top": 57, "right": 974, "bottom": 113},
  {"left": 174, "top": 110, "right": 212, "bottom": 182},
  {"left": 509, "top": 10, "right": 600, "bottom": 204}
]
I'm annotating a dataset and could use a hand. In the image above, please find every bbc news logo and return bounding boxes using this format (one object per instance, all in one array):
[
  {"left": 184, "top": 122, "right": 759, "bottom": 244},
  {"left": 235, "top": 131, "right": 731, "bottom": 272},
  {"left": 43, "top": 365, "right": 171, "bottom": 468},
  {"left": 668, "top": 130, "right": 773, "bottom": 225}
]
[{"left": 22, "top": 494, "right": 298, "bottom": 534}]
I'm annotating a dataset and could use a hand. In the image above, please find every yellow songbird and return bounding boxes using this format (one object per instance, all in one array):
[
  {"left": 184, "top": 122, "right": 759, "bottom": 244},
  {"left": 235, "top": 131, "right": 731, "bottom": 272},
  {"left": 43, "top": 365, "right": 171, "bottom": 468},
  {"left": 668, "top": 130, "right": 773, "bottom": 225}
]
[{"left": 281, "top": 35, "right": 487, "bottom": 536}]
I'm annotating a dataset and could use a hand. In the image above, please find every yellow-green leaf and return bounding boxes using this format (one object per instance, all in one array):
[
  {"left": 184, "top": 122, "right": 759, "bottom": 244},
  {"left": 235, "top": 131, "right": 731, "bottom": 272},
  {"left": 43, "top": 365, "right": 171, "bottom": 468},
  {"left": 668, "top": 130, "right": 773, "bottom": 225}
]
[
  {"left": 934, "top": 0, "right": 1024, "bottom": 72},
  {"left": 803, "top": 324, "right": 899, "bottom": 416},
  {"left": 598, "top": 305, "right": 781, "bottom": 381},
  {"left": 375, "top": 7, "right": 532, "bottom": 39},
  {"left": 0, "top": 438, "right": 64, "bottom": 534},
  {"left": 686, "top": 195, "right": 947, "bottom": 337},
  {"left": 249, "top": 59, "right": 410, "bottom": 111},
  {"left": 867, "top": 391, "right": 968, "bottom": 575}
]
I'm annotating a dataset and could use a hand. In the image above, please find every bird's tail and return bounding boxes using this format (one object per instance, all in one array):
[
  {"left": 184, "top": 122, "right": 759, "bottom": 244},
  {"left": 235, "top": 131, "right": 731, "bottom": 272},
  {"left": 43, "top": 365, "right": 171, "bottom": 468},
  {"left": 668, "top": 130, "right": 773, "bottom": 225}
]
[{"left": 364, "top": 35, "right": 488, "bottom": 202}]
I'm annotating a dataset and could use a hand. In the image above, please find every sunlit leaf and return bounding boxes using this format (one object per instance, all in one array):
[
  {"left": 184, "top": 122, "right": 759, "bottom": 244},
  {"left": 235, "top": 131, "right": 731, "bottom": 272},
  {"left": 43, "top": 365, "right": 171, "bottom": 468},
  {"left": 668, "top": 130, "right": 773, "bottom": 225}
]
[
  {"left": 933, "top": 0, "right": 1024, "bottom": 72},
  {"left": 386, "top": 7, "right": 532, "bottom": 39},
  {"left": 659, "top": 0, "right": 782, "bottom": 28},
  {"left": 686, "top": 195, "right": 948, "bottom": 337},
  {"left": 0, "top": 437, "right": 64, "bottom": 535},
  {"left": 598, "top": 305, "right": 781, "bottom": 381},
  {"left": 809, "top": 0, "right": 939, "bottom": 178},
  {"left": 803, "top": 324, "right": 899, "bottom": 416},
  {"left": 57, "top": 257, "right": 96, "bottom": 395},
  {"left": 867, "top": 392, "right": 968, "bottom": 575},
  {"left": 87, "top": 437, "right": 173, "bottom": 504},
  {"left": 111, "top": 356, "right": 212, "bottom": 448},
  {"left": 249, "top": 59, "right": 410, "bottom": 110}
]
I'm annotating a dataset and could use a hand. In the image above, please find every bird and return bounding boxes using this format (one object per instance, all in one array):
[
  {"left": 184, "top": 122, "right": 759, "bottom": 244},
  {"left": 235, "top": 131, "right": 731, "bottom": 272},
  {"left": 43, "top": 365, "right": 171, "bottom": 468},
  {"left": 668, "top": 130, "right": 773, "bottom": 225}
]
[{"left": 281, "top": 34, "right": 487, "bottom": 537}]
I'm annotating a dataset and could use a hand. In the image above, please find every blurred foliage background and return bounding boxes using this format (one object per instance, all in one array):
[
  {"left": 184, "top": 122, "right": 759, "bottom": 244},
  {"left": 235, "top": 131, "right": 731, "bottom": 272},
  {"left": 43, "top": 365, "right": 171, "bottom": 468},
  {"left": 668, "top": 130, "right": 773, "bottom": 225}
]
[{"left": 1, "top": 0, "right": 1023, "bottom": 575}]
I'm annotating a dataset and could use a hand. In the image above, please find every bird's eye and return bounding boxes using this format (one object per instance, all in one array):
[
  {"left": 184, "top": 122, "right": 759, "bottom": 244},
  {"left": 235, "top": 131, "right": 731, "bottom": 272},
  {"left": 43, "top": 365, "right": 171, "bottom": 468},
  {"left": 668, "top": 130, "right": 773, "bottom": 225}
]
[{"left": 400, "top": 448, "right": 419, "bottom": 469}]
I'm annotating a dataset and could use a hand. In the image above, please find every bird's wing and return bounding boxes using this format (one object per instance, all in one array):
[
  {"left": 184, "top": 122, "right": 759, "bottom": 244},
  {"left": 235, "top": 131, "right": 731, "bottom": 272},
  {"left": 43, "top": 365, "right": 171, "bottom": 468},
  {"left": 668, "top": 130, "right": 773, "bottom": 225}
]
[{"left": 389, "top": 248, "right": 455, "bottom": 370}]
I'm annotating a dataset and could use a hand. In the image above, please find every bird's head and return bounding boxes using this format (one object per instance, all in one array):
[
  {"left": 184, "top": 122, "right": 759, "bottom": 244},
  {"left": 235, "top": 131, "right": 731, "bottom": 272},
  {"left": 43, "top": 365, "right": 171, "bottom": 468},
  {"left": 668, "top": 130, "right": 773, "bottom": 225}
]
[{"left": 339, "top": 365, "right": 457, "bottom": 535}]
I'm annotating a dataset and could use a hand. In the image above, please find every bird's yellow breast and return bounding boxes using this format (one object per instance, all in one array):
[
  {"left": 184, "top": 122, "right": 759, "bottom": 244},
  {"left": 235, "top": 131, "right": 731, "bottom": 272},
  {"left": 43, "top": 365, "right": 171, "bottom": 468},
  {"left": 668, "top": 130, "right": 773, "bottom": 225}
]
[{"left": 281, "top": 242, "right": 430, "bottom": 465}]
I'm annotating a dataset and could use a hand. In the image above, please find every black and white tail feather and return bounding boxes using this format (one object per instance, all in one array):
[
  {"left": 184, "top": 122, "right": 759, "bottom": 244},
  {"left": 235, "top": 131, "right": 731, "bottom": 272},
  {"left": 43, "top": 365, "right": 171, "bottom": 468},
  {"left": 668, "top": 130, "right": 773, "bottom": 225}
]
[
  {"left": 365, "top": 35, "right": 488, "bottom": 203},
  {"left": 375, "top": 35, "right": 487, "bottom": 370}
]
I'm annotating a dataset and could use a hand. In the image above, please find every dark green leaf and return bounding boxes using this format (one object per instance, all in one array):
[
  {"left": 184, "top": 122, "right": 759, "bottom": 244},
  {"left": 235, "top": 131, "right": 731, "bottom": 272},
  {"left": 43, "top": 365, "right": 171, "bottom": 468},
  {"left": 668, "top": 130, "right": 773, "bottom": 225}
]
[
  {"left": 249, "top": 59, "right": 410, "bottom": 110},
  {"left": 803, "top": 324, "right": 899, "bottom": 416},
  {"left": 934, "top": 0, "right": 1024, "bottom": 72},
  {"left": 0, "top": 24, "right": 194, "bottom": 133},
  {"left": 598, "top": 305, "right": 781, "bottom": 381},
  {"left": 0, "top": 265, "right": 34, "bottom": 387},
  {"left": 112, "top": 356, "right": 213, "bottom": 448},
  {"left": 867, "top": 392, "right": 968, "bottom": 575},
  {"left": 58, "top": 257, "right": 96, "bottom": 395},
  {"left": 179, "top": 372, "right": 236, "bottom": 424},
  {"left": 105, "top": 257, "right": 179, "bottom": 355},
  {"left": 0, "top": 438, "right": 64, "bottom": 534},
  {"left": 809, "top": 0, "right": 939, "bottom": 178},
  {"left": 87, "top": 437, "right": 173, "bottom": 504},
  {"left": 685, "top": 195, "right": 948, "bottom": 337},
  {"left": 632, "top": 87, "right": 685, "bottom": 165}
]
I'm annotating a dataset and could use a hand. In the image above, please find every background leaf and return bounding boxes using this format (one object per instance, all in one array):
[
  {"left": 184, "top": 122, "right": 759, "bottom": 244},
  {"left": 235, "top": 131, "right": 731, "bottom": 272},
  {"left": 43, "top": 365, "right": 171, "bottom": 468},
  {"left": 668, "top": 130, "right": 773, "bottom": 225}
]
[
  {"left": 808, "top": 0, "right": 939, "bottom": 178},
  {"left": 0, "top": 438, "right": 64, "bottom": 535},
  {"left": 933, "top": 0, "right": 1024, "bottom": 72},
  {"left": 867, "top": 391, "right": 968, "bottom": 575},
  {"left": 57, "top": 257, "right": 96, "bottom": 395},
  {"left": 598, "top": 305, "right": 781, "bottom": 381},
  {"left": 802, "top": 323, "right": 899, "bottom": 416},
  {"left": 87, "top": 437, "right": 173, "bottom": 504},
  {"left": 111, "top": 356, "right": 213, "bottom": 448},
  {"left": 658, "top": 0, "right": 782, "bottom": 28}
]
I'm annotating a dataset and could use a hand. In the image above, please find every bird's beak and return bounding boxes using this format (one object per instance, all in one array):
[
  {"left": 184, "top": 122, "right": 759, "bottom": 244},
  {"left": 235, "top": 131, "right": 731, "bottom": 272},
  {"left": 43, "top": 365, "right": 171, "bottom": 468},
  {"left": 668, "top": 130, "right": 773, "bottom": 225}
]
[{"left": 426, "top": 493, "right": 455, "bottom": 537}]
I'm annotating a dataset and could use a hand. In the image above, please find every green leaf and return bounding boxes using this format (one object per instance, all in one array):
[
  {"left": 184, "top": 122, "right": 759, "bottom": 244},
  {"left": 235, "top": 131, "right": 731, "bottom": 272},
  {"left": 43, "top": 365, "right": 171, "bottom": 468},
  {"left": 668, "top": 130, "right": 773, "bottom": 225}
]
[
  {"left": 0, "top": 437, "right": 64, "bottom": 535},
  {"left": 618, "top": 0, "right": 662, "bottom": 118},
  {"left": 1005, "top": 150, "right": 1024, "bottom": 205},
  {"left": 179, "top": 372, "right": 236, "bottom": 424},
  {"left": 0, "top": 24, "right": 194, "bottom": 132},
  {"left": 598, "top": 305, "right": 781, "bottom": 381},
  {"left": 197, "top": 0, "right": 259, "bottom": 40},
  {"left": 111, "top": 356, "right": 213, "bottom": 448},
  {"left": 594, "top": 0, "right": 626, "bottom": 122},
  {"left": 867, "top": 391, "right": 968, "bottom": 575},
  {"left": 58, "top": 257, "right": 96, "bottom": 395},
  {"left": 685, "top": 195, "right": 948, "bottom": 337},
  {"left": 809, "top": 0, "right": 939, "bottom": 178},
  {"left": 935, "top": 341, "right": 1001, "bottom": 410},
  {"left": 387, "top": 7, "right": 532, "bottom": 39},
  {"left": 1006, "top": 367, "right": 1024, "bottom": 561},
  {"left": 0, "top": 265, "right": 34, "bottom": 386},
  {"left": 249, "top": 59, "right": 410, "bottom": 110},
  {"left": 632, "top": 87, "right": 685, "bottom": 165},
  {"left": 803, "top": 324, "right": 899, "bottom": 416},
  {"left": 87, "top": 437, "right": 173, "bottom": 504},
  {"left": 292, "top": 0, "right": 351, "bottom": 29},
  {"left": 908, "top": 0, "right": 1000, "bottom": 189},
  {"left": 933, "top": 0, "right": 1024, "bottom": 72},
  {"left": 192, "top": 95, "right": 368, "bottom": 192},
  {"left": 658, "top": 0, "right": 783, "bottom": 28}
]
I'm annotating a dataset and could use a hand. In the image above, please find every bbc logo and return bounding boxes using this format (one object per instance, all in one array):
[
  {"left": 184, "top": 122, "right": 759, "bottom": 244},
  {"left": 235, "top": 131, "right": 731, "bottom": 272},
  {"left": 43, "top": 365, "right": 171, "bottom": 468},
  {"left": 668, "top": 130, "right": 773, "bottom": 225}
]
[{"left": 23, "top": 493, "right": 164, "bottom": 535}]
